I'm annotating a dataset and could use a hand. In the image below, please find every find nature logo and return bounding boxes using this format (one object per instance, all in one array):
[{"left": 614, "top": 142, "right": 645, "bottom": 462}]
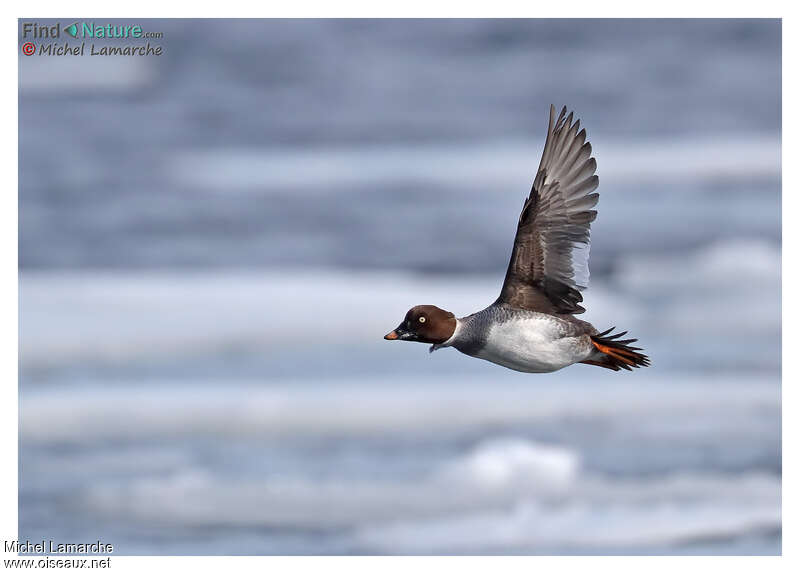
[{"left": 20, "top": 21, "right": 164, "bottom": 57}]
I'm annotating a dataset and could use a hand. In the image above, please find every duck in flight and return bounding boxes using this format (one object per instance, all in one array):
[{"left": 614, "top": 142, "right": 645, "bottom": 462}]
[{"left": 384, "top": 105, "right": 650, "bottom": 373}]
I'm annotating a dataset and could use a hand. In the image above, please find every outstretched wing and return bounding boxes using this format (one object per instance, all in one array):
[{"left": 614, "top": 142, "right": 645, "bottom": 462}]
[{"left": 497, "top": 105, "right": 599, "bottom": 314}]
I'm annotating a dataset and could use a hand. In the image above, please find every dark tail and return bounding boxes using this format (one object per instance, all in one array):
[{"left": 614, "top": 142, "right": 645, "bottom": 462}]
[{"left": 581, "top": 327, "right": 650, "bottom": 371}]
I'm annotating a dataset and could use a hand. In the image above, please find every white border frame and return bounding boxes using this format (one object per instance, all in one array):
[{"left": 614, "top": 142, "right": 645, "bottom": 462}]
[{"left": 4, "top": 4, "right": 793, "bottom": 572}]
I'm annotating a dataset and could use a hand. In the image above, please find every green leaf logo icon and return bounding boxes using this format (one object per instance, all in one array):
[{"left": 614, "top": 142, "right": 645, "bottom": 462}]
[{"left": 65, "top": 23, "right": 78, "bottom": 38}]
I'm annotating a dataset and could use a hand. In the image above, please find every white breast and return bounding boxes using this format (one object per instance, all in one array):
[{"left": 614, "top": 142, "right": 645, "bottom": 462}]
[{"left": 476, "top": 315, "right": 587, "bottom": 373}]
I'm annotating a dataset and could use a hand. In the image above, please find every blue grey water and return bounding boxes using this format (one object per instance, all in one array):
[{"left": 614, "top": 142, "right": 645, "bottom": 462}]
[{"left": 18, "top": 19, "right": 781, "bottom": 554}]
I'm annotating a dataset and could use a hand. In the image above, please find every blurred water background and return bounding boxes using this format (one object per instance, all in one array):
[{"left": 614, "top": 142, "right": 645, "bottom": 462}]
[{"left": 18, "top": 19, "right": 781, "bottom": 554}]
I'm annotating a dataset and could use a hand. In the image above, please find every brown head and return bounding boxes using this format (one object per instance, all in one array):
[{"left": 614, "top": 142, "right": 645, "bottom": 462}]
[{"left": 384, "top": 305, "right": 456, "bottom": 345}]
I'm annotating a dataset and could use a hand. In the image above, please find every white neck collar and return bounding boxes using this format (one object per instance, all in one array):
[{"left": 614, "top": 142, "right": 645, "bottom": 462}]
[{"left": 429, "top": 318, "right": 462, "bottom": 353}]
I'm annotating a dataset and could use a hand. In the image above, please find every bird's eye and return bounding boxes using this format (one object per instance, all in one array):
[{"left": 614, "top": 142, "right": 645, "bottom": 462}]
[{"left": 419, "top": 317, "right": 426, "bottom": 323}]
